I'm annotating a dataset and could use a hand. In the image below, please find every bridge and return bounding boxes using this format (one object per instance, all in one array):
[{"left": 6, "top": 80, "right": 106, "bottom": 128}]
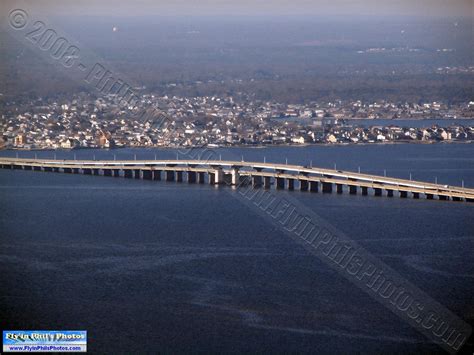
[{"left": 1, "top": 157, "right": 473, "bottom": 203}]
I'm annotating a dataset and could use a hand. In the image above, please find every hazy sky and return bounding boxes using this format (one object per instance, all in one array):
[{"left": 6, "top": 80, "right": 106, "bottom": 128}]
[{"left": 16, "top": 0, "right": 474, "bottom": 17}]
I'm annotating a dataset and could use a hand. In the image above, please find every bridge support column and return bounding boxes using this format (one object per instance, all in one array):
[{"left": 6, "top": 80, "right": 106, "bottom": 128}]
[
  {"left": 386, "top": 189, "right": 394, "bottom": 197},
  {"left": 166, "top": 171, "right": 175, "bottom": 182},
  {"left": 231, "top": 168, "right": 240, "bottom": 186},
  {"left": 400, "top": 191, "right": 408, "bottom": 198},
  {"left": 300, "top": 180, "right": 308, "bottom": 191},
  {"left": 198, "top": 172, "right": 205, "bottom": 184},
  {"left": 336, "top": 184, "right": 343, "bottom": 194},
  {"left": 276, "top": 177, "right": 285, "bottom": 190},
  {"left": 253, "top": 175, "right": 263, "bottom": 188},
  {"left": 426, "top": 194, "right": 434, "bottom": 200},
  {"left": 310, "top": 181, "right": 319, "bottom": 192},
  {"left": 264, "top": 176, "right": 271, "bottom": 189},
  {"left": 413, "top": 192, "right": 420, "bottom": 199},
  {"left": 288, "top": 179, "right": 295, "bottom": 190},
  {"left": 143, "top": 170, "right": 152, "bottom": 180},
  {"left": 104, "top": 169, "right": 113, "bottom": 177},
  {"left": 124, "top": 170, "right": 133, "bottom": 178},
  {"left": 349, "top": 185, "right": 357, "bottom": 195},
  {"left": 322, "top": 182, "right": 332, "bottom": 193},
  {"left": 361, "top": 186, "right": 368, "bottom": 195},
  {"left": 83, "top": 168, "right": 92, "bottom": 175},
  {"left": 214, "top": 169, "right": 224, "bottom": 184},
  {"left": 374, "top": 188, "right": 382, "bottom": 196},
  {"left": 188, "top": 171, "right": 196, "bottom": 183},
  {"left": 153, "top": 170, "right": 161, "bottom": 181},
  {"left": 176, "top": 171, "right": 183, "bottom": 182}
]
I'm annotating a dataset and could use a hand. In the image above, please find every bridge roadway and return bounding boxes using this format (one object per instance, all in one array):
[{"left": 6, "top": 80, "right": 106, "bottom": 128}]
[{"left": 1, "top": 157, "right": 473, "bottom": 202}]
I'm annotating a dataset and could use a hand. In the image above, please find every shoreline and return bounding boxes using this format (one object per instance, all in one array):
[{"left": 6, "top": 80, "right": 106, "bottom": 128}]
[{"left": 2, "top": 140, "right": 473, "bottom": 152}]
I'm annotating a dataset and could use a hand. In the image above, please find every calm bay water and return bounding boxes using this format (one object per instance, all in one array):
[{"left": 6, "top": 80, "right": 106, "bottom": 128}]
[{"left": 0, "top": 144, "right": 473, "bottom": 353}]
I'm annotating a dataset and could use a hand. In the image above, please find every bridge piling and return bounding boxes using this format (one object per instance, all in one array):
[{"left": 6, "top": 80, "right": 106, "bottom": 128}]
[
  {"left": 386, "top": 189, "right": 394, "bottom": 197},
  {"left": 361, "top": 186, "right": 368, "bottom": 195},
  {"left": 300, "top": 180, "right": 309, "bottom": 191},
  {"left": 176, "top": 171, "right": 183, "bottom": 182},
  {"left": 400, "top": 191, "right": 408, "bottom": 198},
  {"left": 166, "top": 171, "right": 175, "bottom": 182},
  {"left": 198, "top": 172, "right": 205, "bottom": 184},
  {"left": 374, "top": 188, "right": 382, "bottom": 196},
  {"left": 143, "top": 170, "right": 152, "bottom": 180},
  {"left": 188, "top": 171, "right": 196, "bottom": 183},
  {"left": 322, "top": 182, "right": 332, "bottom": 193},
  {"left": 153, "top": 170, "right": 162, "bottom": 181},
  {"left": 288, "top": 179, "right": 295, "bottom": 190},
  {"left": 336, "top": 183, "right": 343, "bottom": 194},
  {"left": 349, "top": 185, "right": 357, "bottom": 195},
  {"left": 253, "top": 175, "right": 263, "bottom": 188},
  {"left": 231, "top": 168, "right": 240, "bottom": 185},
  {"left": 310, "top": 181, "right": 319, "bottom": 192},
  {"left": 264, "top": 176, "right": 271, "bottom": 189},
  {"left": 276, "top": 177, "right": 285, "bottom": 190}
]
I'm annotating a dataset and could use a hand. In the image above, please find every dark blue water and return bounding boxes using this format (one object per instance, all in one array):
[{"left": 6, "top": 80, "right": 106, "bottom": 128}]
[{"left": 1, "top": 145, "right": 473, "bottom": 354}]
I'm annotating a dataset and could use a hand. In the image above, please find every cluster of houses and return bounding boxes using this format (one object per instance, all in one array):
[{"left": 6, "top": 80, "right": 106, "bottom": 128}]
[{"left": 1, "top": 94, "right": 473, "bottom": 149}]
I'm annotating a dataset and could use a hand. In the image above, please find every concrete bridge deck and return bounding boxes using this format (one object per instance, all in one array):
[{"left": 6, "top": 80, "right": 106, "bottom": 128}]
[{"left": 1, "top": 157, "right": 473, "bottom": 202}]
